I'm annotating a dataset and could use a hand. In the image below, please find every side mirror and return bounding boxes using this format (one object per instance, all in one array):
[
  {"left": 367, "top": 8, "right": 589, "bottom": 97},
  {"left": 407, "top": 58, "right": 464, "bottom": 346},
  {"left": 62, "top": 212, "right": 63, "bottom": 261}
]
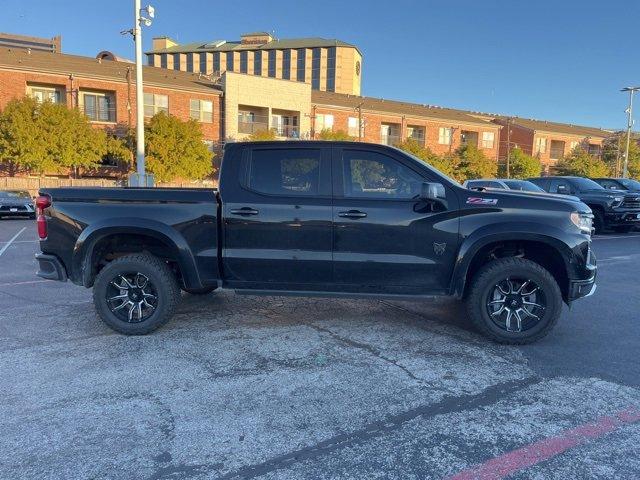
[{"left": 421, "top": 182, "right": 446, "bottom": 201}]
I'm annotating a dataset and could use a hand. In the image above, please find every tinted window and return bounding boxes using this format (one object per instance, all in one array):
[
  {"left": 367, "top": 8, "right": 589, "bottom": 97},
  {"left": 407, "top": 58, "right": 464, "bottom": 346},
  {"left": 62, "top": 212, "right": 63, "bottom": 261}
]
[
  {"left": 503, "top": 180, "right": 545, "bottom": 192},
  {"left": 619, "top": 179, "right": 640, "bottom": 190},
  {"left": 597, "top": 179, "right": 622, "bottom": 190},
  {"left": 528, "top": 178, "right": 549, "bottom": 191},
  {"left": 569, "top": 177, "right": 603, "bottom": 191},
  {"left": 342, "top": 150, "right": 424, "bottom": 199},
  {"left": 549, "top": 179, "right": 573, "bottom": 194},
  {"left": 248, "top": 149, "right": 321, "bottom": 196},
  {"left": 467, "top": 181, "right": 504, "bottom": 189}
]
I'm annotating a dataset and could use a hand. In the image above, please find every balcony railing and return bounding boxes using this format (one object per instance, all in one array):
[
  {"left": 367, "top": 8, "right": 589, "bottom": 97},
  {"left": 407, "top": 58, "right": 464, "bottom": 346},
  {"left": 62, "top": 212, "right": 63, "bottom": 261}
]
[
  {"left": 274, "top": 125, "right": 300, "bottom": 138},
  {"left": 238, "top": 120, "right": 269, "bottom": 134}
]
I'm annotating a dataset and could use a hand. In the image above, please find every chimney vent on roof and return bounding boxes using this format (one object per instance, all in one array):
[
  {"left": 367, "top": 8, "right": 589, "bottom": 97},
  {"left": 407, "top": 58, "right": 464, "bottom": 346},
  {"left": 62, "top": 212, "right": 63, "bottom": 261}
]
[{"left": 240, "top": 32, "right": 273, "bottom": 45}]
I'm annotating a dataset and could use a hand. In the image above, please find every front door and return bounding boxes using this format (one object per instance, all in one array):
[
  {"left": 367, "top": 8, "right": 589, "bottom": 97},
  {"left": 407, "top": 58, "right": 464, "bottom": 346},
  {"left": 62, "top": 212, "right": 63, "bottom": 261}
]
[
  {"left": 222, "top": 145, "right": 333, "bottom": 289},
  {"left": 332, "top": 147, "right": 460, "bottom": 295}
]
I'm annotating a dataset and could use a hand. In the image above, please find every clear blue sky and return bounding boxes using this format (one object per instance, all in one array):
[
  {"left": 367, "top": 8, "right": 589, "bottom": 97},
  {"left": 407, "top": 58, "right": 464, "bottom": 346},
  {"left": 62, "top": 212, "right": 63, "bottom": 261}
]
[{"left": 2, "top": 0, "right": 638, "bottom": 129}]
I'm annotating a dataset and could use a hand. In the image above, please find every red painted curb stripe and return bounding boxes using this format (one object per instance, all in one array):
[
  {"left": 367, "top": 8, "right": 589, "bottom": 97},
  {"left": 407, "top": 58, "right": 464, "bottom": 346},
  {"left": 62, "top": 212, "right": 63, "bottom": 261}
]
[{"left": 448, "top": 407, "right": 640, "bottom": 480}]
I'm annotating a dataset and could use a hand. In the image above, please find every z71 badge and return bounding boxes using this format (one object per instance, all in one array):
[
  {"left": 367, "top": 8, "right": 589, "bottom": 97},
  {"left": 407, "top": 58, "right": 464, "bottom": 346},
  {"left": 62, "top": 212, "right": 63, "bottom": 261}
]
[{"left": 466, "top": 197, "right": 498, "bottom": 205}]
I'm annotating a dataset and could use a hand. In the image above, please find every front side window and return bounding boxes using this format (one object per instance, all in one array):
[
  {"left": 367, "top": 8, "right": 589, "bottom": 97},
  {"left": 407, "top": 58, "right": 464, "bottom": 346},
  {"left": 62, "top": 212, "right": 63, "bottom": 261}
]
[
  {"left": 144, "top": 93, "right": 169, "bottom": 118},
  {"left": 81, "top": 92, "right": 115, "bottom": 122},
  {"left": 438, "top": 127, "right": 453, "bottom": 145},
  {"left": 190, "top": 99, "right": 213, "bottom": 123},
  {"left": 342, "top": 150, "right": 424, "bottom": 199},
  {"left": 248, "top": 149, "right": 321, "bottom": 196},
  {"left": 481, "top": 131, "right": 495, "bottom": 148}
]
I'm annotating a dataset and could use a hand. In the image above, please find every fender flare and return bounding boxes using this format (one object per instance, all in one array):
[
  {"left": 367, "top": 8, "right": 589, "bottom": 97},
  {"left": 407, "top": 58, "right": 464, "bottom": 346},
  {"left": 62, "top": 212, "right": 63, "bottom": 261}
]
[
  {"left": 72, "top": 217, "right": 202, "bottom": 289},
  {"left": 450, "top": 222, "right": 573, "bottom": 298}
]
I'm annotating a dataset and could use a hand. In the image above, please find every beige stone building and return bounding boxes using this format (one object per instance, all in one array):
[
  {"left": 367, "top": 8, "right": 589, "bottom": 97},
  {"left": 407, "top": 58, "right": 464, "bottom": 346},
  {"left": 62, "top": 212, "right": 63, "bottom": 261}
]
[{"left": 146, "top": 32, "right": 362, "bottom": 95}]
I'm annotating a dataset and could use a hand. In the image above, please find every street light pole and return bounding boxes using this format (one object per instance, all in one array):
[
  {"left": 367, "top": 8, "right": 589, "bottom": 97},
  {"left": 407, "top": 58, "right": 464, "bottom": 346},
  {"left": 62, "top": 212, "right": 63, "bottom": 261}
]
[
  {"left": 129, "top": 0, "right": 155, "bottom": 187},
  {"left": 621, "top": 86, "right": 639, "bottom": 179}
]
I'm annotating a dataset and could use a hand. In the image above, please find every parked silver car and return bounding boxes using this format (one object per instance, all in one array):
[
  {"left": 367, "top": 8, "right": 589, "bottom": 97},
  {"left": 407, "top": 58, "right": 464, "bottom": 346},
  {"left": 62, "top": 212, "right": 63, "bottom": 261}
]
[{"left": 463, "top": 178, "right": 546, "bottom": 192}]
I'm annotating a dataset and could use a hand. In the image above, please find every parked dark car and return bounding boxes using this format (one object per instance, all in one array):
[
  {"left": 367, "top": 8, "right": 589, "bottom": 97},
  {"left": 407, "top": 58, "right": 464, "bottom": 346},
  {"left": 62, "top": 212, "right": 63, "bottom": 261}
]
[
  {"left": 592, "top": 177, "right": 640, "bottom": 193},
  {"left": 0, "top": 190, "right": 35, "bottom": 219},
  {"left": 35, "top": 141, "right": 597, "bottom": 344},
  {"left": 464, "top": 178, "right": 547, "bottom": 193},
  {"left": 528, "top": 176, "right": 640, "bottom": 234}
]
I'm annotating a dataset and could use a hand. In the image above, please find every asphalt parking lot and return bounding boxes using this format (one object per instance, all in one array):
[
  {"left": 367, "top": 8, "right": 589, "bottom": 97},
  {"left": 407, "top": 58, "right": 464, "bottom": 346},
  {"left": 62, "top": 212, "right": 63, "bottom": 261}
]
[{"left": 1, "top": 218, "right": 639, "bottom": 479}]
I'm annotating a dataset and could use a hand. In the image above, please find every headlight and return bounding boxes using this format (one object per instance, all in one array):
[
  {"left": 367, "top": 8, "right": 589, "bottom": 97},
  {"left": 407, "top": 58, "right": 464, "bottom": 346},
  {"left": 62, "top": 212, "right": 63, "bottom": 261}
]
[
  {"left": 612, "top": 196, "right": 623, "bottom": 207},
  {"left": 570, "top": 212, "right": 593, "bottom": 234}
]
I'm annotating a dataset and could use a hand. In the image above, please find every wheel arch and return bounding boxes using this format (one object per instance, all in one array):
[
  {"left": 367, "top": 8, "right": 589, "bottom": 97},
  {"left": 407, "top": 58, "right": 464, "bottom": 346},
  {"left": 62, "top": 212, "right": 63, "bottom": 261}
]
[{"left": 72, "top": 218, "right": 203, "bottom": 289}]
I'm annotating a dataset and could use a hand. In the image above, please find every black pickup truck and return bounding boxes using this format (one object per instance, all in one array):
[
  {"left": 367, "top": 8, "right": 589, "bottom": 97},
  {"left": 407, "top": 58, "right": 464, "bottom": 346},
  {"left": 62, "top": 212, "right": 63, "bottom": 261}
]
[
  {"left": 528, "top": 176, "right": 640, "bottom": 233},
  {"left": 35, "top": 141, "right": 597, "bottom": 344}
]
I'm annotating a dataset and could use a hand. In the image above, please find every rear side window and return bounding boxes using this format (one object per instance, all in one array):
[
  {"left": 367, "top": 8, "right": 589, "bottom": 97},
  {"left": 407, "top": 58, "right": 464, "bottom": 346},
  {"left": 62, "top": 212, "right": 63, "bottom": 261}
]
[
  {"left": 248, "top": 149, "right": 321, "bottom": 196},
  {"left": 342, "top": 150, "right": 424, "bottom": 199}
]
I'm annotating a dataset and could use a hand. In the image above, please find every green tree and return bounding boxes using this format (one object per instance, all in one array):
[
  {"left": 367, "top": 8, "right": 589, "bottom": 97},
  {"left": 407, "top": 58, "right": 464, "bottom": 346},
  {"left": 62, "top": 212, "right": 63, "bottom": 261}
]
[
  {"left": 317, "top": 129, "right": 354, "bottom": 141},
  {"left": 395, "top": 138, "right": 457, "bottom": 178},
  {"left": 247, "top": 128, "right": 277, "bottom": 141},
  {"left": 505, "top": 147, "right": 541, "bottom": 179},
  {"left": 0, "top": 96, "right": 118, "bottom": 177},
  {"left": 455, "top": 143, "right": 497, "bottom": 181},
  {"left": 0, "top": 97, "right": 50, "bottom": 175},
  {"left": 602, "top": 133, "right": 640, "bottom": 178},
  {"left": 145, "top": 112, "right": 214, "bottom": 182},
  {"left": 556, "top": 146, "right": 610, "bottom": 177}
]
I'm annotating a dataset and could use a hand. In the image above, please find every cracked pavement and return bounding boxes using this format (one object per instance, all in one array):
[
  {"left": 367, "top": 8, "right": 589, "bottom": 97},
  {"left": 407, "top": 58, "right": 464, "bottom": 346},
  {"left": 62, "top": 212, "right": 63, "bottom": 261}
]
[{"left": 1, "top": 219, "right": 640, "bottom": 479}]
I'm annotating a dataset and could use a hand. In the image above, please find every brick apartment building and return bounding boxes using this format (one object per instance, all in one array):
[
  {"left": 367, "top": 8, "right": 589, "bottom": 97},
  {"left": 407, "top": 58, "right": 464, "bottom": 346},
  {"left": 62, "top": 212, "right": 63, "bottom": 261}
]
[
  {"left": 0, "top": 38, "right": 614, "bottom": 179},
  {"left": 493, "top": 117, "right": 610, "bottom": 173}
]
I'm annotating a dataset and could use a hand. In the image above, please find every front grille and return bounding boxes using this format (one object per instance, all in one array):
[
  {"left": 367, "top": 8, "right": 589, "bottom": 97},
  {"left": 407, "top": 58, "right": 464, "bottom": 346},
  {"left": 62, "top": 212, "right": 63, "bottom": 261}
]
[{"left": 622, "top": 196, "right": 640, "bottom": 209}]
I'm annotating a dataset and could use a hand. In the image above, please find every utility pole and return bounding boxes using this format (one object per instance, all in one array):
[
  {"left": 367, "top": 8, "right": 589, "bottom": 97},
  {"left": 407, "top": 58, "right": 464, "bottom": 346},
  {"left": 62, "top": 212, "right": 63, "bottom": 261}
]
[
  {"left": 355, "top": 102, "right": 364, "bottom": 141},
  {"left": 621, "top": 86, "right": 639, "bottom": 179},
  {"left": 129, "top": 0, "right": 155, "bottom": 187},
  {"left": 505, "top": 117, "right": 512, "bottom": 178}
]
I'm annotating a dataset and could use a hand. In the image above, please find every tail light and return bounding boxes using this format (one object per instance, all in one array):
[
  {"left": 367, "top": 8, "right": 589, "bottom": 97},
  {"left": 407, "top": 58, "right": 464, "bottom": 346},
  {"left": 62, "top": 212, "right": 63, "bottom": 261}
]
[{"left": 35, "top": 194, "right": 51, "bottom": 239}]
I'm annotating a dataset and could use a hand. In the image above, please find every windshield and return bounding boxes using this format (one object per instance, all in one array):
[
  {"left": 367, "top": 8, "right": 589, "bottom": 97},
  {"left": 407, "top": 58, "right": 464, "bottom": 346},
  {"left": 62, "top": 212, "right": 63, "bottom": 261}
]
[
  {"left": 570, "top": 177, "right": 604, "bottom": 191},
  {"left": 619, "top": 179, "right": 640, "bottom": 190},
  {"left": 503, "top": 180, "right": 545, "bottom": 192},
  {"left": 0, "top": 190, "right": 30, "bottom": 198},
  {"left": 396, "top": 148, "right": 460, "bottom": 186}
]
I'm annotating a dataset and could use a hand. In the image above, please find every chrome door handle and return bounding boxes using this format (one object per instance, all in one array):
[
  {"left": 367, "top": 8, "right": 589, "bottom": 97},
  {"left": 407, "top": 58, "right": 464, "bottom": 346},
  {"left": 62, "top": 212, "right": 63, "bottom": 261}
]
[
  {"left": 230, "top": 207, "right": 259, "bottom": 216},
  {"left": 338, "top": 210, "right": 367, "bottom": 218}
]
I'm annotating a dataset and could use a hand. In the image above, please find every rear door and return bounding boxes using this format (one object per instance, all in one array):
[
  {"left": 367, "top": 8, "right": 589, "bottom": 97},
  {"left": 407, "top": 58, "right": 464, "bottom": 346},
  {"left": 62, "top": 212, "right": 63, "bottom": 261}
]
[
  {"left": 331, "top": 146, "right": 460, "bottom": 295},
  {"left": 222, "top": 145, "right": 333, "bottom": 289}
]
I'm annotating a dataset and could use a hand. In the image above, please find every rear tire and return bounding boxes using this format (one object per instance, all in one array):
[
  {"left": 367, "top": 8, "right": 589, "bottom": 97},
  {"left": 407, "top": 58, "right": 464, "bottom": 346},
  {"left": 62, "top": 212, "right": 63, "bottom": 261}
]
[
  {"left": 465, "top": 257, "right": 563, "bottom": 344},
  {"left": 93, "top": 253, "right": 180, "bottom": 335},
  {"left": 592, "top": 210, "right": 605, "bottom": 235}
]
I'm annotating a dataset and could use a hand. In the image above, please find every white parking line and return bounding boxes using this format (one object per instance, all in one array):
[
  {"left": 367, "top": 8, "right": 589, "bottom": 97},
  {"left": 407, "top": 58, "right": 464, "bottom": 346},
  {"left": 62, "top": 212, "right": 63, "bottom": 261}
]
[
  {"left": 0, "top": 227, "right": 26, "bottom": 257},
  {"left": 593, "top": 234, "right": 640, "bottom": 240}
]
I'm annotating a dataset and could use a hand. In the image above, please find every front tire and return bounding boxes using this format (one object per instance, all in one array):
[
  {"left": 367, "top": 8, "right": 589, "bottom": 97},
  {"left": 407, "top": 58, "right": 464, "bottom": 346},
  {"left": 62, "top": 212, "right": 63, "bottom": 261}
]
[
  {"left": 93, "top": 253, "right": 180, "bottom": 335},
  {"left": 592, "top": 210, "right": 605, "bottom": 235},
  {"left": 465, "top": 258, "right": 563, "bottom": 344}
]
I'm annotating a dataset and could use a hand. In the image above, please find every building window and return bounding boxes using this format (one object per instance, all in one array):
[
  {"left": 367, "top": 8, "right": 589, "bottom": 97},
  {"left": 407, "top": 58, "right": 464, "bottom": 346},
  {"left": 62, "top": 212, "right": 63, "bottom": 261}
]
[
  {"left": 81, "top": 91, "right": 115, "bottom": 122},
  {"left": 316, "top": 114, "right": 334, "bottom": 133},
  {"left": 186, "top": 53, "right": 194, "bottom": 72},
  {"left": 160, "top": 54, "right": 167, "bottom": 69},
  {"left": 535, "top": 137, "right": 547, "bottom": 154},
  {"left": 282, "top": 49, "right": 291, "bottom": 80},
  {"left": 481, "top": 131, "right": 495, "bottom": 148},
  {"left": 326, "top": 47, "right": 336, "bottom": 92},
  {"left": 144, "top": 93, "right": 169, "bottom": 118},
  {"left": 173, "top": 53, "right": 181, "bottom": 70},
  {"left": 226, "top": 52, "right": 234, "bottom": 71},
  {"left": 27, "top": 84, "right": 63, "bottom": 104},
  {"left": 296, "top": 48, "right": 306, "bottom": 82},
  {"left": 203, "top": 140, "right": 215, "bottom": 153},
  {"left": 268, "top": 50, "right": 276, "bottom": 78},
  {"left": 311, "top": 47, "right": 321, "bottom": 89},
  {"left": 146, "top": 54, "right": 154, "bottom": 66},
  {"left": 190, "top": 99, "right": 213, "bottom": 123},
  {"left": 199, "top": 52, "right": 207, "bottom": 73},
  {"left": 407, "top": 126, "right": 425, "bottom": 143},
  {"left": 438, "top": 127, "right": 453, "bottom": 145},
  {"left": 240, "top": 51, "right": 248, "bottom": 73},
  {"left": 348, "top": 117, "right": 361, "bottom": 137},
  {"left": 213, "top": 52, "right": 220, "bottom": 74},
  {"left": 254, "top": 51, "right": 262, "bottom": 75}
]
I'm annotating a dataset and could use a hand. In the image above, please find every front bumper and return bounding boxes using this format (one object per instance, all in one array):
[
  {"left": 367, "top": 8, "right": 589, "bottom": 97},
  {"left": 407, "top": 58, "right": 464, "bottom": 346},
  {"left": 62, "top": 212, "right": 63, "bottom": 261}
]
[
  {"left": 36, "top": 253, "right": 68, "bottom": 282},
  {"left": 605, "top": 210, "right": 640, "bottom": 226}
]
